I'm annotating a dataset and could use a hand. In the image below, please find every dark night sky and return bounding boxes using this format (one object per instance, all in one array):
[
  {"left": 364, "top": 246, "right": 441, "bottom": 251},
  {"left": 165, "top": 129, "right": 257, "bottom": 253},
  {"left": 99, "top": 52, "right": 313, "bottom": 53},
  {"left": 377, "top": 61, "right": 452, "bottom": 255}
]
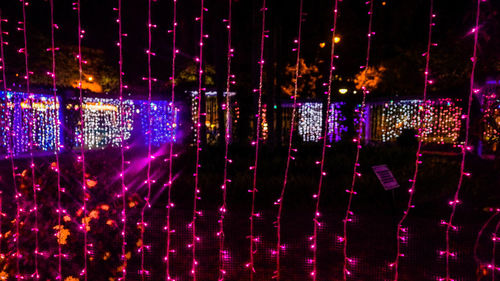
[{"left": 0, "top": 0, "right": 498, "bottom": 98}]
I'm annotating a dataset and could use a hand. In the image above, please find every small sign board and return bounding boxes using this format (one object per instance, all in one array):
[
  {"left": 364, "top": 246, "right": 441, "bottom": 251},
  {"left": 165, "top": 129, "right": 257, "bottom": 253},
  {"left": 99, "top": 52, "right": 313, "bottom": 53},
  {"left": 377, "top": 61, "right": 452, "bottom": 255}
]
[{"left": 372, "top": 164, "right": 400, "bottom": 191}]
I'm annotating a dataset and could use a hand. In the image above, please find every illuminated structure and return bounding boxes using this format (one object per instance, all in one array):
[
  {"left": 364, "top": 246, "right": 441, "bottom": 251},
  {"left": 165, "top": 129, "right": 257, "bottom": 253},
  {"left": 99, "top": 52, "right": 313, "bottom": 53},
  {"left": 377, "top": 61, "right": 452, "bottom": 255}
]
[
  {"left": 283, "top": 101, "right": 347, "bottom": 143},
  {"left": 139, "top": 99, "right": 177, "bottom": 146},
  {"left": 0, "top": 94, "right": 176, "bottom": 157},
  {"left": 298, "top": 102, "right": 322, "bottom": 142},
  {"left": 284, "top": 101, "right": 348, "bottom": 144},
  {"left": 328, "top": 102, "right": 348, "bottom": 143},
  {"left": 283, "top": 99, "right": 461, "bottom": 145},
  {"left": 481, "top": 80, "right": 499, "bottom": 147},
  {"left": 367, "top": 99, "right": 462, "bottom": 144},
  {"left": 0, "top": 92, "right": 464, "bottom": 158},
  {"left": 70, "top": 97, "right": 176, "bottom": 149},
  {"left": 0, "top": 91, "right": 60, "bottom": 155},
  {"left": 190, "top": 90, "right": 237, "bottom": 144},
  {"left": 68, "top": 97, "right": 134, "bottom": 150}
]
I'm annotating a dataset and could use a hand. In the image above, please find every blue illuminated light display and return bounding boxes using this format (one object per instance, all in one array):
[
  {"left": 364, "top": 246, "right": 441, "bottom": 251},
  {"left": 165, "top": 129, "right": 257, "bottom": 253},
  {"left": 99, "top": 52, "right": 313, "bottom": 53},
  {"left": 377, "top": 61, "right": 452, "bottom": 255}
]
[
  {"left": 1, "top": 93, "right": 177, "bottom": 156},
  {"left": 0, "top": 91, "right": 61, "bottom": 155},
  {"left": 139, "top": 99, "right": 177, "bottom": 146}
]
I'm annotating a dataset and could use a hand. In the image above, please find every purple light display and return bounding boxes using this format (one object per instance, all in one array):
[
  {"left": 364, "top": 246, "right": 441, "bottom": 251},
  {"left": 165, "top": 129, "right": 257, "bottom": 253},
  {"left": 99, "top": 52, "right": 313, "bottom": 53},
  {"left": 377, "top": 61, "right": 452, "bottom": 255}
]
[{"left": 328, "top": 102, "right": 347, "bottom": 143}]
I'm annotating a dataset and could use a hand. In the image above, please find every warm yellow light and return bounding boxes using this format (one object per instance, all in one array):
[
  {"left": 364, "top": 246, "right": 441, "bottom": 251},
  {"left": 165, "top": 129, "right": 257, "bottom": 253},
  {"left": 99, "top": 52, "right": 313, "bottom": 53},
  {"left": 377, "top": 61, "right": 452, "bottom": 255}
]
[
  {"left": 88, "top": 76, "right": 93, "bottom": 82},
  {"left": 83, "top": 102, "right": 118, "bottom": 111},
  {"left": 334, "top": 36, "right": 341, "bottom": 44},
  {"left": 319, "top": 42, "right": 326, "bottom": 48},
  {"left": 339, "top": 88, "right": 348, "bottom": 94}
]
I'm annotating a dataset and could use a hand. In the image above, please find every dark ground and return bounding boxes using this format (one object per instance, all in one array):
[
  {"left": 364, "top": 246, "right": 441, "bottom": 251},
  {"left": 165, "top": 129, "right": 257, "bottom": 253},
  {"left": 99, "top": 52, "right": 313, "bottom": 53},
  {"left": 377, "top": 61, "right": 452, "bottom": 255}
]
[{"left": 0, "top": 142, "right": 499, "bottom": 280}]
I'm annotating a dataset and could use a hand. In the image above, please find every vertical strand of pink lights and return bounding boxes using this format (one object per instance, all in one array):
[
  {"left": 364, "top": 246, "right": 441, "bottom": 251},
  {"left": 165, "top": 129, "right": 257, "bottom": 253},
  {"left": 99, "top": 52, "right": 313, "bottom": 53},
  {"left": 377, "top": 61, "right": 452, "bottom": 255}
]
[
  {"left": 0, "top": 12, "right": 16, "bottom": 277},
  {"left": 1, "top": 14, "right": 21, "bottom": 279},
  {"left": 342, "top": 0, "right": 374, "bottom": 279},
  {"left": 247, "top": 0, "right": 266, "bottom": 279},
  {"left": 0, "top": 186, "right": 1, "bottom": 276},
  {"left": 391, "top": 1, "right": 434, "bottom": 280},
  {"left": 310, "top": 0, "right": 339, "bottom": 279},
  {"left": 492, "top": 220, "right": 500, "bottom": 280},
  {"left": 116, "top": 0, "right": 127, "bottom": 279},
  {"left": 191, "top": 0, "right": 205, "bottom": 279},
  {"left": 0, "top": 14, "right": 6, "bottom": 94},
  {"left": 74, "top": 0, "right": 88, "bottom": 279},
  {"left": 274, "top": 0, "right": 303, "bottom": 279},
  {"left": 21, "top": 0, "right": 40, "bottom": 278},
  {"left": 473, "top": 209, "right": 499, "bottom": 272},
  {"left": 218, "top": 0, "right": 232, "bottom": 280},
  {"left": 48, "top": 0, "right": 63, "bottom": 278},
  {"left": 140, "top": 0, "right": 154, "bottom": 278},
  {"left": 165, "top": 0, "right": 177, "bottom": 280},
  {"left": 0, "top": 12, "right": 3, "bottom": 268},
  {"left": 442, "top": 0, "right": 481, "bottom": 280}
]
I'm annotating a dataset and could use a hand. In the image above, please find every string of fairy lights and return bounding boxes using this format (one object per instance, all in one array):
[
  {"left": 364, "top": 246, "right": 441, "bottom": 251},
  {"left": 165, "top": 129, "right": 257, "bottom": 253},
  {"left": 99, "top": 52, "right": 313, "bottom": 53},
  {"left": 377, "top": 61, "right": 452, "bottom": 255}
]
[
  {"left": 274, "top": 0, "right": 303, "bottom": 279},
  {"left": 47, "top": 0, "right": 64, "bottom": 279},
  {"left": 0, "top": 11, "right": 20, "bottom": 281},
  {"left": 492, "top": 220, "right": 500, "bottom": 279},
  {"left": 191, "top": 0, "right": 205, "bottom": 279},
  {"left": 342, "top": 0, "right": 374, "bottom": 279},
  {"left": 165, "top": 0, "right": 177, "bottom": 280},
  {"left": 0, "top": 190, "right": 2, "bottom": 274},
  {"left": 74, "top": 0, "right": 89, "bottom": 279},
  {"left": 218, "top": 0, "right": 233, "bottom": 279},
  {"left": 0, "top": 0, "right": 496, "bottom": 280},
  {"left": 442, "top": 0, "right": 482, "bottom": 280},
  {"left": 19, "top": 0, "right": 42, "bottom": 279},
  {"left": 391, "top": 1, "right": 435, "bottom": 279},
  {"left": 115, "top": 0, "right": 128, "bottom": 279},
  {"left": 248, "top": 0, "right": 267, "bottom": 279},
  {"left": 310, "top": 1, "right": 340, "bottom": 279},
  {"left": 473, "top": 209, "right": 500, "bottom": 273},
  {"left": 140, "top": 0, "right": 155, "bottom": 278}
]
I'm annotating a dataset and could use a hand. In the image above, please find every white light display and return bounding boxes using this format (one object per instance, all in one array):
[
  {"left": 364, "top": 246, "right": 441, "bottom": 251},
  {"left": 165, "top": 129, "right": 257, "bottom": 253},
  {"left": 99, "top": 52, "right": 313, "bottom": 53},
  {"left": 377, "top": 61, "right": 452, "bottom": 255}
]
[
  {"left": 190, "top": 90, "right": 236, "bottom": 143},
  {"left": 73, "top": 97, "right": 134, "bottom": 150},
  {"left": 298, "top": 102, "right": 323, "bottom": 142},
  {"left": 190, "top": 91, "right": 216, "bottom": 143}
]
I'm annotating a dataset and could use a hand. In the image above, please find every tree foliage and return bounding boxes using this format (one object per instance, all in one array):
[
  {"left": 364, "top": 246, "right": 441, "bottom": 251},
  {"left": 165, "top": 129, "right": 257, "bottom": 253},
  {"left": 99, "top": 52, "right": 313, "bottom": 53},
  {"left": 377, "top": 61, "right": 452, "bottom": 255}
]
[
  {"left": 175, "top": 63, "right": 215, "bottom": 87},
  {"left": 30, "top": 45, "right": 118, "bottom": 93},
  {"left": 281, "top": 59, "right": 323, "bottom": 98},
  {"left": 354, "top": 65, "right": 386, "bottom": 92}
]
